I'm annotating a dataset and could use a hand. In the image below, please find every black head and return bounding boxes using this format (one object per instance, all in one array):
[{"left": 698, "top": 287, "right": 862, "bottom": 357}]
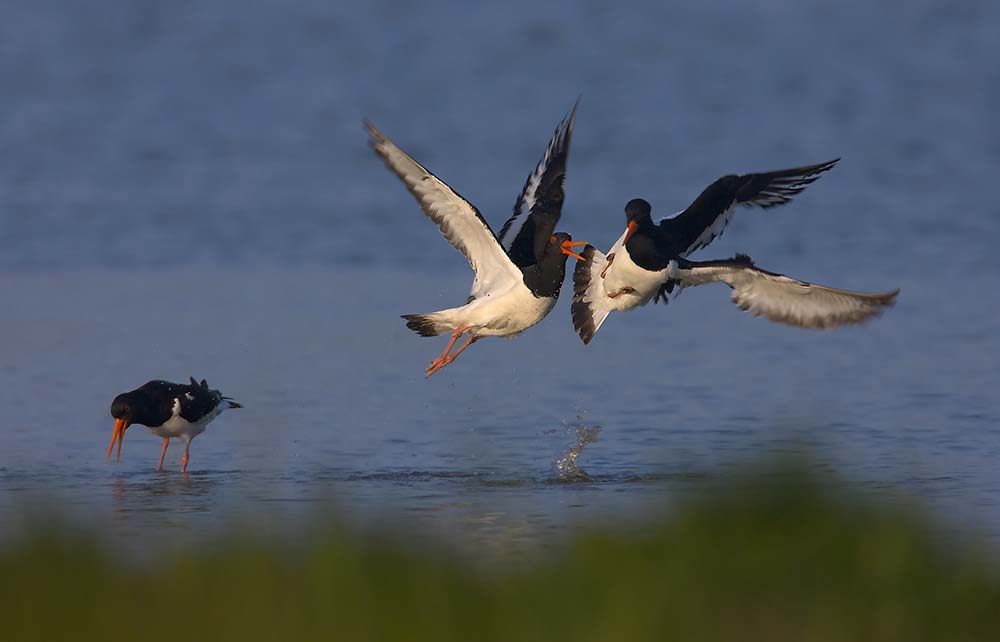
[
  {"left": 107, "top": 390, "right": 157, "bottom": 464},
  {"left": 110, "top": 392, "right": 133, "bottom": 423},
  {"left": 108, "top": 392, "right": 136, "bottom": 464},
  {"left": 623, "top": 198, "right": 654, "bottom": 246},
  {"left": 624, "top": 198, "right": 653, "bottom": 225},
  {"left": 522, "top": 232, "right": 589, "bottom": 298},
  {"left": 539, "top": 232, "right": 588, "bottom": 265}
]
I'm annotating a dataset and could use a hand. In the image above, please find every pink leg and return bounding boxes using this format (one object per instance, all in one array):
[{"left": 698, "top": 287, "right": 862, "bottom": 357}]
[
  {"left": 181, "top": 443, "right": 191, "bottom": 474},
  {"left": 427, "top": 335, "right": 480, "bottom": 377},
  {"left": 600, "top": 253, "right": 616, "bottom": 278},
  {"left": 155, "top": 438, "right": 169, "bottom": 472},
  {"left": 425, "top": 325, "right": 469, "bottom": 376}
]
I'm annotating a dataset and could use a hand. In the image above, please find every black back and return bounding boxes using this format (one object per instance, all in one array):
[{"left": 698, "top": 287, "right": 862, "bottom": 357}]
[{"left": 111, "top": 378, "right": 225, "bottom": 428}]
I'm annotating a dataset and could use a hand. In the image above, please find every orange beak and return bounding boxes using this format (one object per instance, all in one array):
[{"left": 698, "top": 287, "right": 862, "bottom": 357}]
[
  {"left": 623, "top": 220, "right": 639, "bottom": 244},
  {"left": 106, "top": 418, "right": 130, "bottom": 464},
  {"left": 560, "top": 240, "right": 589, "bottom": 261}
]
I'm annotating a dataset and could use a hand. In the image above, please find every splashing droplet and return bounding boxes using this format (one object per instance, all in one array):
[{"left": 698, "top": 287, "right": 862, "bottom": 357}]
[{"left": 555, "top": 418, "right": 601, "bottom": 482}]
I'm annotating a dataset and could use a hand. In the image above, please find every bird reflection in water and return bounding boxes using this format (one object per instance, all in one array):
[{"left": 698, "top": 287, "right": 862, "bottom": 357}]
[{"left": 111, "top": 472, "right": 219, "bottom": 525}]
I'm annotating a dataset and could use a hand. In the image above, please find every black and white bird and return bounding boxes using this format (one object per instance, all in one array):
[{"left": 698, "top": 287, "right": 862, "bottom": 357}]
[
  {"left": 107, "top": 378, "right": 242, "bottom": 473},
  {"left": 366, "top": 103, "right": 587, "bottom": 376},
  {"left": 572, "top": 161, "right": 899, "bottom": 343}
]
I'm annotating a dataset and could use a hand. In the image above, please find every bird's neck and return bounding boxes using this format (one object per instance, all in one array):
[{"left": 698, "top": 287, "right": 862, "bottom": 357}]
[
  {"left": 521, "top": 257, "right": 566, "bottom": 298},
  {"left": 626, "top": 226, "right": 672, "bottom": 271}
]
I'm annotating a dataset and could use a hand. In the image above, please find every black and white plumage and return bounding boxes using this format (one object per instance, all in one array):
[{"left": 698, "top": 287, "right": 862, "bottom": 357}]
[
  {"left": 572, "top": 189, "right": 898, "bottom": 344},
  {"left": 107, "top": 378, "right": 242, "bottom": 473},
  {"left": 667, "top": 254, "right": 899, "bottom": 329},
  {"left": 660, "top": 159, "right": 840, "bottom": 258},
  {"left": 498, "top": 98, "right": 578, "bottom": 268},
  {"left": 571, "top": 159, "right": 838, "bottom": 344},
  {"left": 366, "top": 104, "right": 586, "bottom": 376}
]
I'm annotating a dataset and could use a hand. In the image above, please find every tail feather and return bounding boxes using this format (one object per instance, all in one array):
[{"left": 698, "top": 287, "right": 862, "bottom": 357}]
[
  {"left": 571, "top": 245, "right": 615, "bottom": 345},
  {"left": 401, "top": 313, "right": 444, "bottom": 337}
]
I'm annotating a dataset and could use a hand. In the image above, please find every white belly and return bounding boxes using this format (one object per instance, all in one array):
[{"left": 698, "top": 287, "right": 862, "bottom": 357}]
[
  {"left": 601, "top": 245, "right": 669, "bottom": 311},
  {"left": 146, "top": 399, "right": 222, "bottom": 442},
  {"left": 437, "top": 282, "right": 557, "bottom": 337}
]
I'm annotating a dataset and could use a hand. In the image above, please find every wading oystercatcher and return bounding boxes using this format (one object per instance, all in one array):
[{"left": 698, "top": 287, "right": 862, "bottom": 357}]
[
  {"left": 107, "top": 378, "right": 242, "bottom": 473},
  {"left": 366, "top": 103, "right": 588, "bottom": 376},
  {"left": 572, "top": 162, "right": 899, "bottom": 343}
]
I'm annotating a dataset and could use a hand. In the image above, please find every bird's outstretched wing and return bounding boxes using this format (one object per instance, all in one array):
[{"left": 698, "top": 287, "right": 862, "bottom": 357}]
[
  {"left": 659, "top": 159, "right": 839, "bottom": 257},
  {"left": 498, "top": 99, "right": 579, "bottom": 268},
  {"left": 672, "top": 254, "right": 898, "bottom": 329},
  {"left": 366, "top": 121, "right": 522, "bottom": 298}
]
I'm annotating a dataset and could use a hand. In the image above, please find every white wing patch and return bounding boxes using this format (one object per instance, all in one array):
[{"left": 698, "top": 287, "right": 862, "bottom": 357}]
[
  {"left": 366, "top": 121, "right": 522, "bottom": 299},
  {"left": 659, "top": 206, "right": 738, "bottom": 258},
  {"left": 672, "top": 260, "right": 899, "bottom": 329},
  {"left": 502, "top": 174, "right": 542, "bottom": 252},
  {"left": 498, "top": 101, "right": 578, "bottom": 250},
  {"left": 661, "top": 159, "right": 840, "bottom": 258}
]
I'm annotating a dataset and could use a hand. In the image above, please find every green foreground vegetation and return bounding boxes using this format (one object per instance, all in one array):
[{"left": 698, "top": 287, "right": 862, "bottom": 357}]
[{"left": 4, "top": 466, "right": 999, "bottom": 642}]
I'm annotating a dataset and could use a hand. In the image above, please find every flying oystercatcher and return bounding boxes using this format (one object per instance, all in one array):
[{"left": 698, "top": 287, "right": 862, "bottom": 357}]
[
  {"left": 107, "top": 378, "right": 242, "bottom": 473},
  {"left": 572, "top": 161, "right": 899, "bottom": 343},
  {"left": 366, "top": 103, "right": 588, "bottom": 376}
]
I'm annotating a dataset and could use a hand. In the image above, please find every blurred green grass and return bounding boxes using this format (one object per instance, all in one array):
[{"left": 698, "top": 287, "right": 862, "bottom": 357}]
[{"left": 4, "top": 464, "right": 999, "bottom": 642}]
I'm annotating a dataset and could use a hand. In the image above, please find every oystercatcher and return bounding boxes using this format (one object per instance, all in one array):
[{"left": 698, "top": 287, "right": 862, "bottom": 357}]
[
  {"left": 573, "top": 161, "right": 899, "bottom": 343},
  {"left": 366, "top": 103, "right": 588, "bottom": 376},
  {"left": 107, "top": 378, "right": 242, "bottom": 473}
]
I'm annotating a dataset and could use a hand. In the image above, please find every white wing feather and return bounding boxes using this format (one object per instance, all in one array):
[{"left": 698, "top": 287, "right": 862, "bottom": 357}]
[
  {"left": 366, "top": 121, "right": 522, "bottom": 298},
  {"left": 498, "top": 100, "right": 578, "bottom": 251},
  {"left": 674, "top": 258, "right": 899, "bottom": 329}
]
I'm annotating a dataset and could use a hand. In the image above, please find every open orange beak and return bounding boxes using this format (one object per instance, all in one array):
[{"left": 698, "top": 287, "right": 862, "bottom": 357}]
[
  {"left": 106, "top": 418, "right": 130, "bottom": 464},
  {"left": 560, "top": 240, "right": 589, "bottom": 261},
  {"left": 623, "top": 220, "right": 639, "bottom": 244}
]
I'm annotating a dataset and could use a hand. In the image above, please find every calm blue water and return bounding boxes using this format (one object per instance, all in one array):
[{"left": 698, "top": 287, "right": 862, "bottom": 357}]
[{"left": 1, "top": 0, "right": 998, "bottom": 560}]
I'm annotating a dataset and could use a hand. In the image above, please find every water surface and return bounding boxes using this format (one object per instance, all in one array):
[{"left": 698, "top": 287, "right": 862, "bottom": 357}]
[{"left": 1, "top": 0, "right": 998, "bottom": 560}]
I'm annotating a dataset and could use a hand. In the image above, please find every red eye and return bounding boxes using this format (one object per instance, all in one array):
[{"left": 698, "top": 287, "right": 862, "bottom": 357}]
[{"left": 549, "top": 236, "right": 556, "bottom": 244}]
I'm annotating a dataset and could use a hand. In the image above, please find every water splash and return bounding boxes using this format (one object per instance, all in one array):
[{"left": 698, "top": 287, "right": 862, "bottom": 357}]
[{"left": 555, "top": 418, "right": 601, "bottom": 482}]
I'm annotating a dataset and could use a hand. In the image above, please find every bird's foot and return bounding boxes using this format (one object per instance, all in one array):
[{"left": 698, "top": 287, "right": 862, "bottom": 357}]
[
  {"left": 607, "top": 286, "right": 635, "bottom": 299},
  {"left": 425, "top": 356, "right": 450, "bottom": 377},
  {"left": 426, "top": 357, "right": 453, "bottom": 378},
  {"left": 425, "top": 335, "right": 478, "bottom": 378},
  {"left": 424, "top": 325, "right": 469, "bottom": 378},
  {"left": 426, "top": 352, "right": 463, "bottom": 377}
]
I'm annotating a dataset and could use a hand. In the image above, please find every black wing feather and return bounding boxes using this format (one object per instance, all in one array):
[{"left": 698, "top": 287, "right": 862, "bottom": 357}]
[
  {"left": 659, "top": 159, "right": 839, "bottom": 256},
  {"left": 500, "top": 100, "right": 578, "bottom": 267},
  {"left": 177, "top": 381, "right": 223, "bottom": 423}
]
